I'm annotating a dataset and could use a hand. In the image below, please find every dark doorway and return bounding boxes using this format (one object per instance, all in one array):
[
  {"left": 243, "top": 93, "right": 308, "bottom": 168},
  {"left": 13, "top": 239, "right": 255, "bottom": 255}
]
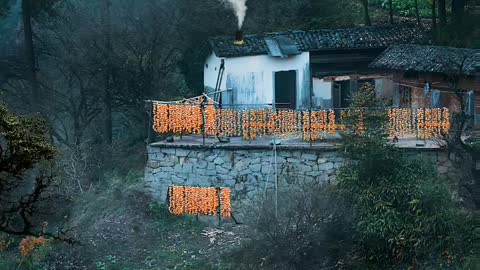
[
  {"left": 275, "top": 70, "right": 297, "bottom": 109},
  {"left": 332, "top": 81, "right": 352, "bottom": 108}
]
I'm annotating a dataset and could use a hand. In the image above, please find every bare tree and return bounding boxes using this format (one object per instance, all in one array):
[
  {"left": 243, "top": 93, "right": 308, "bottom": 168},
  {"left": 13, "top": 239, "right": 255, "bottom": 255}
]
[
  {"left": 451, "top": 0, "right": 465, "bottom": 23},
  {"left": 438, "top": 0, "right": 447, "bottom": 27},
  {"left": 414, "top": 0, "right": 421, "bottom": 24},
  {"left": 389, "top": 0, "right": 394, "bottom": 24},
  {"left": 359, "top": 0, "right": 371, "bottom": 26},
  {"left": 21, "top": 0, "right": 39, "bottom": 111}
]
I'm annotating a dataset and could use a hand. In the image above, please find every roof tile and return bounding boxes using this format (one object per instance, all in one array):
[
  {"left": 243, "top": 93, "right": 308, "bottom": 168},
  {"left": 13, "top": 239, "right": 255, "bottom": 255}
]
[
  {"left": 210, "top": 25, "right": 431, "bottom": 58},
  {"left": 370, "top": 45, "right": 479, "bottom": 76}
]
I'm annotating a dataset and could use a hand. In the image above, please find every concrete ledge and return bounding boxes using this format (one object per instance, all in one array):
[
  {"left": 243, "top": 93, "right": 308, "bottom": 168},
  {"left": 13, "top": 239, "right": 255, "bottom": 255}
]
[
  {"left": 149, "top": 142, "right": 341, "bottom": 151},
  {"left": 149, "top": 136, "right": 445, "bottom": 152}
]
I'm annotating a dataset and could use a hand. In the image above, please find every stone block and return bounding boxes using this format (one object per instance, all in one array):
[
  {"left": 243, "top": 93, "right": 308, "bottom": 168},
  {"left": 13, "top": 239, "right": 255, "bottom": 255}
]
[
  {"left": 235, "top": 182, "right": 245, "bottom": 191},
  {"left": 302, "top": 153, "right": 318, "bottom": 161},
  {"left": 182, "top": 163, "right": 193, "bottom": 173},
  {"left": 172, "top": 176, "right": 185, "bottom": 185},
  {"left": 304, "top": 161, "right": 317, "bottom": 166},
  {"left": 250, "top": 164, "right": 262, "bottom": 172},
  {"left": 159, "top": 162, "right": 175, "bottom": 167},
  {"left": 206, "top": 154, "right": 217, "bottom": 162},
  {"left": 222, "top": 162, "right": 233, "bottom": 170},
  {"left": 247, "top": 174, "right": 260, "bottom": 184},
  {"left": 251, "top": 158, "right": 261, "bottom": 164},
  {"left": 224, "top": 179, "right": 236, "bottom": 186},
  {"left": 195, "top": 160, "right": 208, "bottom": 169},
  {"left": 161, "top": 148, "right": 176, "bottom": 155},
  {"left": 165, "top": 155, "right": 179, "bottom": 163},
  {"left": 239, "top": 169, "right": 252, "bottom": 176},
  {"left": 319, "top": 162, "right": 334, "bottom": 171},
  {"left": 176, "top": 149, "right": 190, "bottom": 157},
  {"left": 206, "top": 169, "right": 217, "bottom": 176},
  {"left": 155, "top": 172, "right": 170, "bottom": 180},
  {"left": 234, "top": 161, "right": 247, "bottom": 171},
  {"left": 242, "top": 158, "right": 252, "bottom": 165},
  {"left": 317, "top": 158, "right": 328, "bottom": 164},
  {"left": 261, "top": 165, "right": 272, "bottom": 174},
  {"left": 214, "top": 157, "right": 225, "bottom": 165},
  {"left": 147, "top": 146, "right": 162, "bottom": 154},
  {"left": 278, "top": 151, "right": 292, "bottom": 158},
  {"left": 207, "top": 163, "right": 216, "bottom": 170},
  {"left": 306, "top": 170, "right": 321, "bottom": 177},
  {"left": 147, "top": 161, "right": 161, "bottom": 169},
  {"left": 246, "top": 184, "right": 256, "bottom": 192},
  {"left": 161, "top": 167, "right": 174, "bottom": 172},
  {"left": 216, "top": 166, "right": 229, "bottom": 175},
  {"left": 196, "top": 169, "right": 206, "bottom": 176},
  {"left": 298, "top": 164, "right": 313, "bottom": 173},
  {"left": 174, "top": 164, "right": 183, "bottom": 173},
  {"left": 286, "top": 158, "right": 300, "bottom": 163}
]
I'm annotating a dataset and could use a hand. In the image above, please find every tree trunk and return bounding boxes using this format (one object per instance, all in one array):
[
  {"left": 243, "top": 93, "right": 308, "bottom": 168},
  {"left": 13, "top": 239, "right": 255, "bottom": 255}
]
[
  {"left": 438, "top": 0, "right": 447, "bottom": 27},
  {"left": 414, "top": 0, "right": 421, "bottom": 25},
  {"left": 451, "top": 0, "right": 465, "bottom": 23},
  {"left": 389, "top": 0, "right": 394, "bottom": 24},
  {"left": 360, "top": 0, "right": 371, "bottom": 26},
  {"left": 21, "top": 0, "right": 39, "bottom": 112},
  {"left": 432, "top": 0, "right": 437, "bottom": 32},
  {"left": 101, "top": 0, "right": 113, "bottom": 145}
]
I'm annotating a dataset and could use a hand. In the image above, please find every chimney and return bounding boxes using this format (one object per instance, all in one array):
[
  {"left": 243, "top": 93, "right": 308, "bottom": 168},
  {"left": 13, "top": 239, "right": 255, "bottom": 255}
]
[{"left": 233, "top": 30, "right": 245, "bottom": 45}]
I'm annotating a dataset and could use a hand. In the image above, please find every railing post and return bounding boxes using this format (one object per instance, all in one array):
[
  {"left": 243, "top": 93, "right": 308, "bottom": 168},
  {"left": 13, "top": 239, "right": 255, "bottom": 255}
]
[{"left": 201, "top": 101, "right": 206, "bottom": 146}]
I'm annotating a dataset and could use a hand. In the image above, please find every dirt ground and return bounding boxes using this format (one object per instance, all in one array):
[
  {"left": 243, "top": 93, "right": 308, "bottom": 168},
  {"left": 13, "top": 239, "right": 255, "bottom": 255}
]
[{"left": 1, "top": 179, "right": 246, "bottom": 270}]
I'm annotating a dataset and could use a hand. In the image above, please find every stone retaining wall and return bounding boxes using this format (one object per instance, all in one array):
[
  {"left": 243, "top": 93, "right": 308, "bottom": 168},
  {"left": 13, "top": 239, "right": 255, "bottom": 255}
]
[{"left": 145, "top": 145, "right": 460, "bottom": 216}]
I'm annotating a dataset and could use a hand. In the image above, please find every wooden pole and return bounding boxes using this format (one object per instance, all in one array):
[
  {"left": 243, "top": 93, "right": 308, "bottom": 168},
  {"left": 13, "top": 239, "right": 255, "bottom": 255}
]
[
  {"left": 147, "top": 102, "right": 155, "bottom": 144},
  {"left": 201, "top": 100, "right": 206, "bottom": 146},
  {"left": 309, "top": 64, "right": 314, "bottom": 146},
  {"left": 217, "top": 187, "right": 222, "bottom": 226}
]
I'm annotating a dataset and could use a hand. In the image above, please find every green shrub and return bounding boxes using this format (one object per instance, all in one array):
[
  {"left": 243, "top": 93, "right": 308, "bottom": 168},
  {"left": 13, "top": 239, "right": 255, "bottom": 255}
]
[{"left": 337, "top": 144, "right": 474, "bottom": 268}]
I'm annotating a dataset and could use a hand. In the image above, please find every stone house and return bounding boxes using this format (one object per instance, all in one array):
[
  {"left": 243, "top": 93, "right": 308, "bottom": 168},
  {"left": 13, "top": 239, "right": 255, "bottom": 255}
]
[
  {"left": 204, "top": 25, "right": 430, "bottom": 109},
  {"left": 370, "top": 44, "right": 480, "bottom": 127}
]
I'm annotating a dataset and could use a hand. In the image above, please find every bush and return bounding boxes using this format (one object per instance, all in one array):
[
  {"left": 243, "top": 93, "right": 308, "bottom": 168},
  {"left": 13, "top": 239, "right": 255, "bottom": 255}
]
[
  {"left": 337, "top": 143, "right": 474, "bottom": 269},
  {"left": 223, "top": 184, "right": 354, "bottom": 270}
]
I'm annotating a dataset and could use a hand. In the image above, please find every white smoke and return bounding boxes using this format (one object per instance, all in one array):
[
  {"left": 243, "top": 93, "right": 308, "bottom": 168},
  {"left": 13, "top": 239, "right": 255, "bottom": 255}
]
[{"left": 221, "top": 0, "right": 248, "bottom": 29}]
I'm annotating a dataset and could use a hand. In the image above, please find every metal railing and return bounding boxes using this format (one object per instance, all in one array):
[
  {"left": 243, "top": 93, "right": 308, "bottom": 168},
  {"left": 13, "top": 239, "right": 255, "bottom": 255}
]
[{"left": 149, "top": 101, "right": 451, "bottom": 142}]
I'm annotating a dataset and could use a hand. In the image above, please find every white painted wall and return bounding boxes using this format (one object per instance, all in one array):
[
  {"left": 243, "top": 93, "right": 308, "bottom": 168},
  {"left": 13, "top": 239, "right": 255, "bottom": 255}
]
[
  {"left": 204, "top": 53, "right": 223, "bottom": 92},
  {"left": 204, "top": 52, "right": 310, "bottom": 108},
  {"left": 312, "top": 78, "right": 332, "bottom": 108}
]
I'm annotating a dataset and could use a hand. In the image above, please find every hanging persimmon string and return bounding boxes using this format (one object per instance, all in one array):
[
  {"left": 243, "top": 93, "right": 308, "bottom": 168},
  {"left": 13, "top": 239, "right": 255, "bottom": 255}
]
[
  {"left": 220, "top": 188, "right": 232, "bottom": 218},
  {"left": 152, "top": 104, "right": 451, "bottom": 141},
  {"left": 169, "top": 186, "right": 231, "bottom": 218},
  {"left": 387, "top": 108, "right": 450, "bottom": 140}
]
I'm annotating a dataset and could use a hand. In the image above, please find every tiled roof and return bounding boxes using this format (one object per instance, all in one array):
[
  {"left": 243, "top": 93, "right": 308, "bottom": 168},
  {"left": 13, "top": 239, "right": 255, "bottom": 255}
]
[
  {"left": 210, "top": 25, "right": 431, "bottom": 58},
  {"left": 369, "top": 45, "right": 479, "bottom": 76}
]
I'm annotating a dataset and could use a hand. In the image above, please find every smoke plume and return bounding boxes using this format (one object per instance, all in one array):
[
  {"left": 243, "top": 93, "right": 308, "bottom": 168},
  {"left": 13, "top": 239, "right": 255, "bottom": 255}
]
[{"left": 221, "top": 0, "right": 248, "bottom": 29}]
